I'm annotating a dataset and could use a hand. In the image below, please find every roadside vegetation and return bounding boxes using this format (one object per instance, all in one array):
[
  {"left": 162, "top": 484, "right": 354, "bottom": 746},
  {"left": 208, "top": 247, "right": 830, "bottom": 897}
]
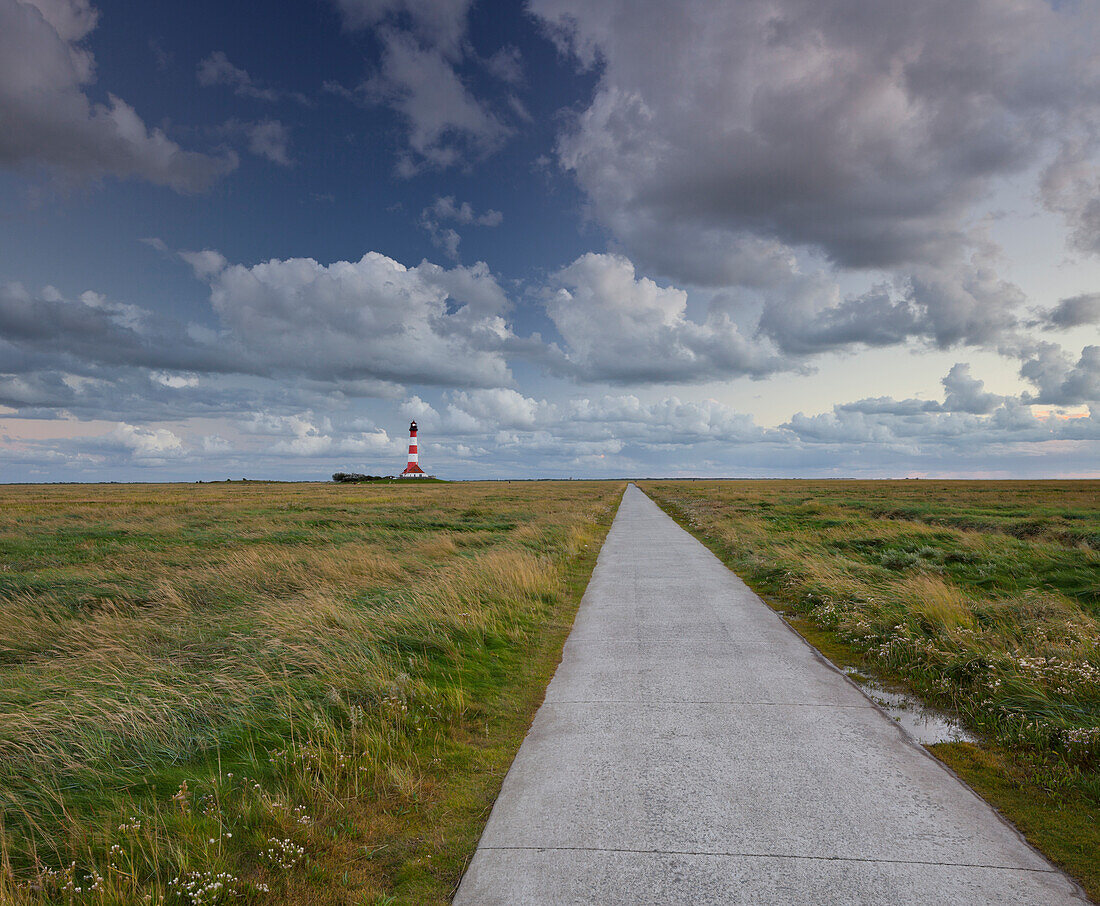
[
  {"left": 641, "top": 479, "right": 1100, "bottom": 899},
  {"left": 0, "top": 480, "right": 623, "bottom": 905}
]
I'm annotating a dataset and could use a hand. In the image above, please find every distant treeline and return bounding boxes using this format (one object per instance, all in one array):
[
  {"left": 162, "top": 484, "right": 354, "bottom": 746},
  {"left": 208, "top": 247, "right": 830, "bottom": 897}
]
[{"left": 332, "top": 473, "right": 395, "bottom": 483}]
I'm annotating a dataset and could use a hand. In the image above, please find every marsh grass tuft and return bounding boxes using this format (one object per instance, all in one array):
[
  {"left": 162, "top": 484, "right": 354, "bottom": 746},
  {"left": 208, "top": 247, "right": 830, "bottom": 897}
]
[
  {"left": 0, "top": 480, "right": 622, "bottom": 905},
  {"left": 896, "top": 574, "right": 976, "bottom": 633}
]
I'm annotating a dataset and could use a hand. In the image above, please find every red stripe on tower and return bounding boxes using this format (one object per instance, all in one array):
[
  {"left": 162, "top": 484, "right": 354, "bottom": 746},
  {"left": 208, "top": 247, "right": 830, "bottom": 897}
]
[{"left": 401, "top": 420, "right": 426, "bottom": 477}]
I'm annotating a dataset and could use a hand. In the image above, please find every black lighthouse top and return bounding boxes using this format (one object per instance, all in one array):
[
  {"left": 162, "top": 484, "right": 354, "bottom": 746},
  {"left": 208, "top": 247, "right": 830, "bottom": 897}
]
[{"left": 410, "top": 421, "right": 418, "bottom": 434}]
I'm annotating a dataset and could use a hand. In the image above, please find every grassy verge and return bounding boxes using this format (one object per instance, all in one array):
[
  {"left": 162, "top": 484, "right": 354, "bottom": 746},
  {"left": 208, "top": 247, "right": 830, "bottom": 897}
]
[
  {"left": 640, "top": 479, "right": 1099, "bottom": 901},
  {"left": 0, "top": 480, "right": 624, "bottom": 905}
]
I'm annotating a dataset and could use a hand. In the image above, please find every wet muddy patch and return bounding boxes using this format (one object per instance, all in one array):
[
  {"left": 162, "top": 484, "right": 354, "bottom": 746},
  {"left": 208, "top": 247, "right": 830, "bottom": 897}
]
[{"left": 842, "top": 666, "right": 977, "bottom": 746}]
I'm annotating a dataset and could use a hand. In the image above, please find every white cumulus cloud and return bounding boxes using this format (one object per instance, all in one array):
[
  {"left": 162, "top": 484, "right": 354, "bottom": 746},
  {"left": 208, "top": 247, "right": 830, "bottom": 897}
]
[
  {"left": 207, "top": 251, "right": 515, "bottom": 387},
  {"left": 547, "top": 253, "right": 784, "bottom": 382}
]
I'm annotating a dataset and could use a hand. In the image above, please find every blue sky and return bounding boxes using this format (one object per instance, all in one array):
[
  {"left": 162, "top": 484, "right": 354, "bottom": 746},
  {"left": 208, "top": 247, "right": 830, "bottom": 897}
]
[{"left": 1, "top": 0, "right": 1099, "bottom": 480}]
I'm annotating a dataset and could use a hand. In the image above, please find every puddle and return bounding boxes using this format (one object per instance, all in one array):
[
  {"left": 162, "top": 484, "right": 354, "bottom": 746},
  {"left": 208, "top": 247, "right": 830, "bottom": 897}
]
[{"left": 842, "top": 667, "right": 977, "bottom": 746}]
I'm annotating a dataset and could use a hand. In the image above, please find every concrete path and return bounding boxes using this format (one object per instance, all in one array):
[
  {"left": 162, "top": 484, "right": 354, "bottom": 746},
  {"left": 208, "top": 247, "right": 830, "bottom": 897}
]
[{"left": 453, "top": 485, "right": 1089, "bottom": 905}]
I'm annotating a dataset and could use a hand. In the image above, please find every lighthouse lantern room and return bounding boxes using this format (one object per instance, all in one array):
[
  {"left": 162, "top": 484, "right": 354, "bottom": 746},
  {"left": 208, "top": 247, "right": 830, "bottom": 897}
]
[{"left": 400, "top": 421, "right": 427, "bottom": 478}]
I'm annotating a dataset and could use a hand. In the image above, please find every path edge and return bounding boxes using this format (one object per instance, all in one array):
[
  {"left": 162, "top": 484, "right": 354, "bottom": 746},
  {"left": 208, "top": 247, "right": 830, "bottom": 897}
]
[{"left": 637, "top": 485, "right": 1095, "bottom": 905}]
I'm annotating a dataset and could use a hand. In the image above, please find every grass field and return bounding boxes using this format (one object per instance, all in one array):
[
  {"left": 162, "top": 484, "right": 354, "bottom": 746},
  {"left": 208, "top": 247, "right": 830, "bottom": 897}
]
[
  {"left": 0, "top": 480, "right": 623, "bottom": 905},
  {"left": 640, "top": 479, "right": 1100, "bottom": 899}
]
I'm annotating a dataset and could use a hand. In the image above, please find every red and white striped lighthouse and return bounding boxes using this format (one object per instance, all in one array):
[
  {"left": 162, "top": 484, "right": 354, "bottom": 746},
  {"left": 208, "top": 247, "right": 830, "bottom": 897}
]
[{"left": 400, "top": 420, "right": 427, "bottom": 478}]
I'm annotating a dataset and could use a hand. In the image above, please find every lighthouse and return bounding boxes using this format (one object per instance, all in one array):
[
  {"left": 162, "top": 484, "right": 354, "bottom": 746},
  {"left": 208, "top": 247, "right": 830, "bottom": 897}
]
[{"left": 400, "top": 421, "right": 427, "bottom": 478}]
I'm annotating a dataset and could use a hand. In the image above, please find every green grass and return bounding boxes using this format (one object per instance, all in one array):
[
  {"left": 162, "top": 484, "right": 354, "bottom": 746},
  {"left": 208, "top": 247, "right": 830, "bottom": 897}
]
[
  {"left": 0, "top": 480, "right": 624, "bottom": 905},
  {"left": 640, "top": 479, "right": 1100, "bottom": 901},
  {"left": 933, "top": 742, "right": 1100, "bottom": 897}
]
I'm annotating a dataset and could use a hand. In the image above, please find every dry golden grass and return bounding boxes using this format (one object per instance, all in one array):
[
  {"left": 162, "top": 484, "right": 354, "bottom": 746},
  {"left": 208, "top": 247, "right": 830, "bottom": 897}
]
[{"left": 897, "top": 573, "right": 976, "bottom": 632}]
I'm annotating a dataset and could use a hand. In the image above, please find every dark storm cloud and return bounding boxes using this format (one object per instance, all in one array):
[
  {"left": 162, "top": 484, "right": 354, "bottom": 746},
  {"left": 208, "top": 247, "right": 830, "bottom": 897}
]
[
  {"left": 755, "top": 255, "right": 1025, "bottom": 355},
  {"left": 531, "top": 0, "right": 1100, "bottom": 279},
  {"left": 1040, "top": 293, "right": 1100, "bottom": 330},
  {"left": 0, "top": 0, "right": 236, "bottom": 190},
  {"left": 757, "top": 282, "right": 923, "bottom": 355}
]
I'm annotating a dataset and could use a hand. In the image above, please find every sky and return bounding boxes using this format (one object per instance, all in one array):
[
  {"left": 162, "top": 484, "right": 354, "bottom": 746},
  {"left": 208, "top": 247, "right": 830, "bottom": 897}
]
[{"left": 1, "top": 0, "right": 1099, "bottom": 481}]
